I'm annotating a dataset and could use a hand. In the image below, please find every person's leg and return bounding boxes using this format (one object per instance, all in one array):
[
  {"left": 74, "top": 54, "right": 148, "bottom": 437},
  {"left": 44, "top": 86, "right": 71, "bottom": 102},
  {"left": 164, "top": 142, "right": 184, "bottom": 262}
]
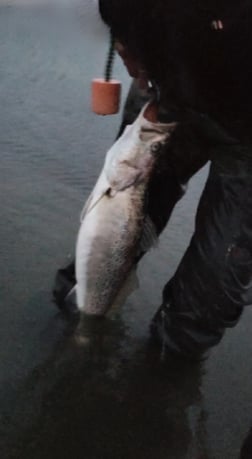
[{"left": 151, "top": 145, "right": 252, "bottom": 359}]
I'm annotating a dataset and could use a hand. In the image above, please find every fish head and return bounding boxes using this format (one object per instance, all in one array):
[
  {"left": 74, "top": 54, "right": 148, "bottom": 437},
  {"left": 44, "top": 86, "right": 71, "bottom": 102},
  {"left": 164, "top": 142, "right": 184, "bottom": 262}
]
[
  {"left": 140, "top": 126, "right": 173, "bottom": 155},
  {"left": 104, "top": 103, "right": 178, "bottom": 191},
  {"left": 139, "top": 101, "right": 177, "bottom": 153},
  {"left": 133, "top": 117, "right": 177, "bottom": 178}
]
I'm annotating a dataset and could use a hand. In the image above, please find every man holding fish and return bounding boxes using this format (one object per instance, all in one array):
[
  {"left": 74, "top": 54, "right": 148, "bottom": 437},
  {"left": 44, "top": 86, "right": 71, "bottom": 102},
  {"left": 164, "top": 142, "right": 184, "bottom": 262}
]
[{"left": 54, "top": 0, "right": 252, "bottom": 361}]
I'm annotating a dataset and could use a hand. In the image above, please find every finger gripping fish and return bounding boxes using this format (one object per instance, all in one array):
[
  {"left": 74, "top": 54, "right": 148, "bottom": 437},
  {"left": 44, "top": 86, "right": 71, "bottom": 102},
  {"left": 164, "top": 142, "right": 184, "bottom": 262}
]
[{"left": 75, "top": 104, "right": 176, "bottom": 315}]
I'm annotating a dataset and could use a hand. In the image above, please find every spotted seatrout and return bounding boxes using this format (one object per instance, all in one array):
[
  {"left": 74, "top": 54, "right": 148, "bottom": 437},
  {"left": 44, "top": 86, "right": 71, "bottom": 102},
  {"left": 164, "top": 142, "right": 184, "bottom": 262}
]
[{"left": 74, "top": 103, "right": 176, "bottom": 315}]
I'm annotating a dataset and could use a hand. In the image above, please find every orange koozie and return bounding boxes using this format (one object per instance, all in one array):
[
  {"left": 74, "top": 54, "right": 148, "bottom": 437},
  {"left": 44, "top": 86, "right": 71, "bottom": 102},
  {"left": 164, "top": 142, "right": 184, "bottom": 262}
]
[{"left": 91, "top": 78, "right": 121, "bottom": 115}]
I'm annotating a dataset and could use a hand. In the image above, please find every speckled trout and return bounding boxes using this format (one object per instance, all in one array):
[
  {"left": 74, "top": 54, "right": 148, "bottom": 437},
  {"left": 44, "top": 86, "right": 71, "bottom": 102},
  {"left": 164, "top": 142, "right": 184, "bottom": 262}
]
[{"left": 74, "top": 103, "right": 176, "bottom": 315}]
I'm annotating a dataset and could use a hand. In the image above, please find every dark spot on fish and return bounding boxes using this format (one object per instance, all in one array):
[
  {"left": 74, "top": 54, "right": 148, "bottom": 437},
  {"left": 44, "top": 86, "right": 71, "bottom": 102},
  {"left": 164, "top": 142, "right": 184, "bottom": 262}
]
[{"left": 105, "top": 188, "right": 117, "bottom": 198}]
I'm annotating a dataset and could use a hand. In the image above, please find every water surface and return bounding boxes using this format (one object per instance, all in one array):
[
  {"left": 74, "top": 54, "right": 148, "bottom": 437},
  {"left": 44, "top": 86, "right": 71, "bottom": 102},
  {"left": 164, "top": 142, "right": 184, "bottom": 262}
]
[{"left": 1, "top": 3, "right": 252, "bottom": 458}]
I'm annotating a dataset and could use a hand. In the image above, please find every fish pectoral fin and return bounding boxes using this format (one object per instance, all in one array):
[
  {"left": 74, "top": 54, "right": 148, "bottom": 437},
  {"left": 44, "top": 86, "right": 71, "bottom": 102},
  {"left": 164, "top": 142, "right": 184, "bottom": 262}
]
[
  {"left": 139, "top": 216, "right": 158, "bottom": 253},
  {"left": 80, "top": 186, "right": 119, "bottom": 221},
  {"left": 80, "top": 172, "right": 111, "bottom": 221},
  {"left": 80, "top": 192, "right": 95, "bottom": 221},
  {"left": 111, "top": 268, "right": 139, "bottom": 310},
  {"left": 80, "top": 190, "right": 110, "bottom": 221}
]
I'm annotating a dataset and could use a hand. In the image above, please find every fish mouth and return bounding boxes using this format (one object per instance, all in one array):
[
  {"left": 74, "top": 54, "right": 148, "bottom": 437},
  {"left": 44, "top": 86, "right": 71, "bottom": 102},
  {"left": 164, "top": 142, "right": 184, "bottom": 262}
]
[
  {"left": 143, "top": 101, "right": 158, "bottom": 122},
  {"left": 139, "top": 102, "right": 178, "bottom": 144}
]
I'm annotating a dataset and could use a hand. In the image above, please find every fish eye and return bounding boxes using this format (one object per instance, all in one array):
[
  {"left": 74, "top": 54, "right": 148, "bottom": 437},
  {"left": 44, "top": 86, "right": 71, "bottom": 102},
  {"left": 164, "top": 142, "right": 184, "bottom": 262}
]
[{"left": 151, "top": 141, "right": 161, "bottom": 154}]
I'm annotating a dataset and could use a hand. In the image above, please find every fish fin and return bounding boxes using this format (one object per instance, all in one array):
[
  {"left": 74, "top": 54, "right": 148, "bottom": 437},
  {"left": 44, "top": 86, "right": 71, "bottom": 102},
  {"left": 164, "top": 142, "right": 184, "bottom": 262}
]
[
  {"left": 80, "top": 191, "right": 107, "bottom": 221},
  {"left": 80, "top": 193, "right": 94, "bottom": 221},
  {"left": 139, "top": 216, "right": 158, "bottom": 253},
  {"left": 80, "top": 172, "right": 111, "bottom": 221},
  {"left": 63, "top": 285, "right": 79, "bottom": 314},
  {"left": 111, "top": 268, "right": 139, "bottom": 310}
]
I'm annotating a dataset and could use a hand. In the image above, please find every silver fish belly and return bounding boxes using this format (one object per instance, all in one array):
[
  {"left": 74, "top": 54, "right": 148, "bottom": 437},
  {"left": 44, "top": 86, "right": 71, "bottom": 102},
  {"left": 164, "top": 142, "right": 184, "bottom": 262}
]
[{"left": 75, "top": 103, "right": 176, "bottom": 315}]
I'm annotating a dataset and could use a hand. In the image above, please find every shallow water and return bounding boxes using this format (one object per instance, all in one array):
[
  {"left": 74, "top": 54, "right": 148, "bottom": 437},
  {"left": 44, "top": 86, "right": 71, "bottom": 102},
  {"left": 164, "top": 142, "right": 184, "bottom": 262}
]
[{"left": 1, "top": 3, "right": 252, "bottom": 459}]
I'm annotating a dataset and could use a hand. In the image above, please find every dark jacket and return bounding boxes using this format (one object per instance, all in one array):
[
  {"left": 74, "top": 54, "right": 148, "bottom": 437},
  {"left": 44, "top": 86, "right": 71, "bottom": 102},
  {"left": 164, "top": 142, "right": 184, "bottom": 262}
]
[{"left": 99, "top": 0, "right": 252, "bottom": 142}]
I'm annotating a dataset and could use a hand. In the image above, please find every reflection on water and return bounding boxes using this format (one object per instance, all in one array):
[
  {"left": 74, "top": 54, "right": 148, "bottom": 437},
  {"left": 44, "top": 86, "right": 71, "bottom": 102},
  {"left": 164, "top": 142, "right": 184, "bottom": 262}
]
[{"left": 5, "top": 314, "right": 208, "bottom": 459}]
